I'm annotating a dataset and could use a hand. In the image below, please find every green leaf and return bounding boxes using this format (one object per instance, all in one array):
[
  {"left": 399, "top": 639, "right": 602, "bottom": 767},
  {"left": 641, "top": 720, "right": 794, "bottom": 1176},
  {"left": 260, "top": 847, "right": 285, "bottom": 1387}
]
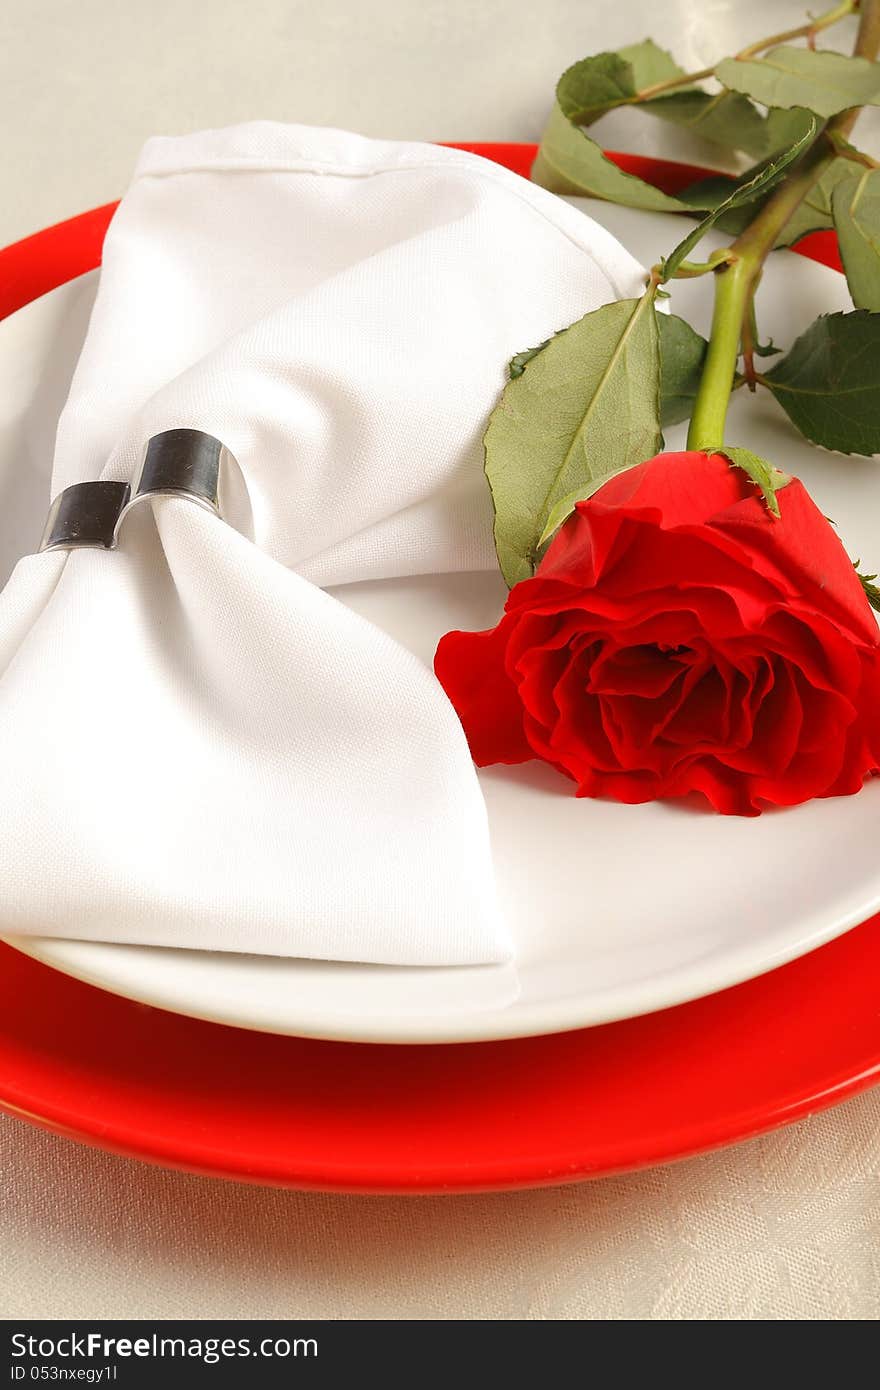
[
  {"left": 714, "top": 447, "right": 791, "bottom": 517},
  {"left": 560, "top": 41, "right": 780, "bottom": 159},
  {"left": 485, "top": 295, "right": 662, "bottom": 585},
  {"left": 509, "top": 338, "right": 552, "bottom": 378},
  {"left": 832, "top": 169, "right": 880, "bottom": 311},
  {"left": 663, "top": 104, "right": 812, "bottom": 168},
  {"left": 717, "top": 46, "right": 880, "bottom": 120},
  {"left": 678, "top": 171, "right": 742, "bottom": 213},
  {"left": 662, "top": 119, "right": 816, "bottom": 279},
  {"left": 854, "top": 563, "right": 880, "bottom": 613},
  {"left": 772, "top": 156, "right": 854, "bottom": 245},
  {"left": 762, "top": 310, "right": 880, "bottom": 456},
  {"left": 532, "top": 102, "right": 705, "bottom": 210},
  {"left": 535, "top": 42, "right": 764, "bottom": 210},
  {"left": 761, "top": 106, "right": 819, "bottom": 158},
  {"left": 679, "top": 150, "right": 850, "bottom": 247},
  {"left": 641, "top": 89, "right": 770, "bottom": 158},
  {"left": 556, "top": 52, "right": 639, "bottom": 125},
  {"left": 617, "top": 38, "right": 685, "bottom": 91},
  {"left": 657, "top": 312, "right": 708, "bottom": 427},
  {"left": 557, "top": 41, "right": 687, "bottom": 124},
  {"left": 536, "top": 484, "right": 607, "bottom": 552}
]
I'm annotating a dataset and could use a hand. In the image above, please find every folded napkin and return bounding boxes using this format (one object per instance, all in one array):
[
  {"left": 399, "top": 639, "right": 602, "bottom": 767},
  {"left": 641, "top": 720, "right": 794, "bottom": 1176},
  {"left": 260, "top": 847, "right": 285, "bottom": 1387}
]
[{"left": 0, "top": 123, "right": 645, "bottom": 964}]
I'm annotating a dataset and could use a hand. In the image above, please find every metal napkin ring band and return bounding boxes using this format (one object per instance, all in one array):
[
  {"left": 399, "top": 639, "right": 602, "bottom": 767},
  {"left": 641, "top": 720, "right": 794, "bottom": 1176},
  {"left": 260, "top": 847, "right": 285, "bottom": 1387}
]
[
  {"left": 39, "top": 430, "right": 231, "bottom": 553},
  {"left": 39, "top": 481, "right": 132, "bottom": 553}
]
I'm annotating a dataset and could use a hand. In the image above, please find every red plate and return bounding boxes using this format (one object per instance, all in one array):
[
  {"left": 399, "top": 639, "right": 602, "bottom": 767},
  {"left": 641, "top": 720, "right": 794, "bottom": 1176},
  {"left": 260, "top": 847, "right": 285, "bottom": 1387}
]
[{"left": 0, "top": 146, "right": 874, "bottom": 1194}]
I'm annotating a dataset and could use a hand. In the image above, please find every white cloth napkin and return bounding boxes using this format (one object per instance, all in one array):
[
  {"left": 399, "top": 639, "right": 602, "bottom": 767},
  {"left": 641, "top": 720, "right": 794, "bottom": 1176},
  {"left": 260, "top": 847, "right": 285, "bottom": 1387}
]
[{"left": 0, "top": 123, "right": 645, "bottom": 964}]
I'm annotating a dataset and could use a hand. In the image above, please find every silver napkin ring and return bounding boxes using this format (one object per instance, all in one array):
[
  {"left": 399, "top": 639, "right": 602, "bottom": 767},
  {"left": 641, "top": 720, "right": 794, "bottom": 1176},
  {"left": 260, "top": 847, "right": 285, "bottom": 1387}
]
[
  {"left": 39, "top": 430, "right": 235, "bottom": 553},
  {"left": 39, "top": 481, "right": 132, "bottom": 552},
  {"left": 126, "top": 428, "right": 228, "bottom": 519}
]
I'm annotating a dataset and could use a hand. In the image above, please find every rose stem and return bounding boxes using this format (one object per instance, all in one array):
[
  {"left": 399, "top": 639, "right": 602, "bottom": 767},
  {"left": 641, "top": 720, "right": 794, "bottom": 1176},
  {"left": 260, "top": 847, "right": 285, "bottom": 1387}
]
[{"left": 686, "top": 0, "right": 880, "bottom": 452}]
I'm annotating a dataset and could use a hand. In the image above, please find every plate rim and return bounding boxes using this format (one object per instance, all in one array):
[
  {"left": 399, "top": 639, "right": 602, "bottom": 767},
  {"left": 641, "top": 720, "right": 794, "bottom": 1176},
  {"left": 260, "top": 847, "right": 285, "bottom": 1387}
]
[{"left": 1, "top": 926, "right": 879, "bottom": 1193}]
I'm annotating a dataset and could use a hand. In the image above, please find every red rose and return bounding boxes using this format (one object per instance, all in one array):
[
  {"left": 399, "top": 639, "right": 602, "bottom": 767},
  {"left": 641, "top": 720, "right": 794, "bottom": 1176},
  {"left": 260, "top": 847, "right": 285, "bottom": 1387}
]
[{"left": 435, "top": 451, "right": 880, "bottom": 815}]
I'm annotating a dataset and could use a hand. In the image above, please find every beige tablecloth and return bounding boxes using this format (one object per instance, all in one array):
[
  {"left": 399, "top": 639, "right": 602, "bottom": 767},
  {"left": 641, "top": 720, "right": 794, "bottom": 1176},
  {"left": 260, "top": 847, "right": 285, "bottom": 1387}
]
[
  {"left": 1, "top": 0, "right": 879, "bottom": 1321},
  {"left": 3, "top": 1100, "right": 879, "bottom": 1319}
]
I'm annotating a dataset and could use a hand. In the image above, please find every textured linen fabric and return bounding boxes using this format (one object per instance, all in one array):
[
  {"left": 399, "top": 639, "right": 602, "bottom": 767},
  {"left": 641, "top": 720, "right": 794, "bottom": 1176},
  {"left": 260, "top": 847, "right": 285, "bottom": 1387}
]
[
  {"left": 0, "top": 122, "right": 644, "bottom": 963},
  {"left": 2, "top": 1096, "right": 879, "bottom": 1320}
]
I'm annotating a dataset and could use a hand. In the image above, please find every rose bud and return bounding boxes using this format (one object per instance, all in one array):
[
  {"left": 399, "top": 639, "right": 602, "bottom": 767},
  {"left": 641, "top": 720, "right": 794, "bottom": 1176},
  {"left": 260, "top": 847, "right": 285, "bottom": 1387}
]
[{"left": 435, "top": 451, "right": 880, "bottom": 815}]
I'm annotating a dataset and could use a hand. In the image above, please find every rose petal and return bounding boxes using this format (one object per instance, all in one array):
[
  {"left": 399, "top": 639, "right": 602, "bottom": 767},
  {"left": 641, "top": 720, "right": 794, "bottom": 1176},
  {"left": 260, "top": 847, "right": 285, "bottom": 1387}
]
[
  {"left": 715, "top": 478, "right": 880, "bottom": 645},
  {"left": 434, "top": 617, "right": 532, "bottom": 765}
]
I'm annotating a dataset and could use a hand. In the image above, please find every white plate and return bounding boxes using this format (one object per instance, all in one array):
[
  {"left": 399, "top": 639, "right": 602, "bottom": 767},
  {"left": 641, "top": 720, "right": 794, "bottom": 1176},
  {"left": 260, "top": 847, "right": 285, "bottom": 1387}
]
[{"left": 3, "top": 200, "right": 880, "bottom": 1043}]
